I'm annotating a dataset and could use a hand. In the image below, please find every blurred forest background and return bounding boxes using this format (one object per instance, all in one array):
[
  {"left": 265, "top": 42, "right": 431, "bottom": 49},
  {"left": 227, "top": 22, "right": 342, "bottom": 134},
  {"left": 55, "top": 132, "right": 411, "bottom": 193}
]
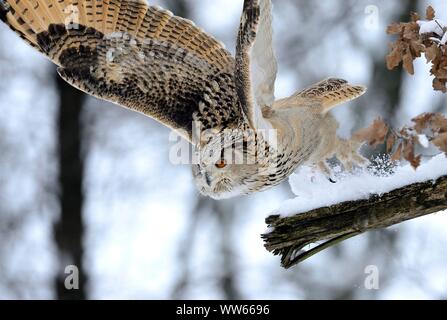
[{"left": 0, "top": 0, "right": 447, "bottom": 299}]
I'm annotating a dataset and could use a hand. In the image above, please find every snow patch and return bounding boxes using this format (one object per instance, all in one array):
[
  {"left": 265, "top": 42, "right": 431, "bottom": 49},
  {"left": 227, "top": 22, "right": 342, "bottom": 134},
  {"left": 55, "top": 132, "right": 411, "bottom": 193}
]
[
  {"left": 417, "top": 134, "right": 430, "bottom": 148},
  {"left": 441, "top": 32, "right": 447, "bottom": 45},
  {"left": 417, "top": 19, "right": 446, "bottom": 36},
  {"left": 276, "top": 154, "right": 447, "bottom": 217}
]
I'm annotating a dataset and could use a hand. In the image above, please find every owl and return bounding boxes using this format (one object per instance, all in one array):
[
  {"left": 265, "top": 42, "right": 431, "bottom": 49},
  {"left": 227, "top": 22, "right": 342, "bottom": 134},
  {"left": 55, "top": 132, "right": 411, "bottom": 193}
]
[{"left": 0, "top": 0, "right": 367, "bottom": 199}]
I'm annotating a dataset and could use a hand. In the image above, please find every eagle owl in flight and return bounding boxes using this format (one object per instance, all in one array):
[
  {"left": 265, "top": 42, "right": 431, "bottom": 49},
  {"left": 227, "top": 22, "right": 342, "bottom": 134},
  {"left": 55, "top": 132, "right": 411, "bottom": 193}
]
[{"left": 0, "top": 0, "right": 367, "bottom": 199}]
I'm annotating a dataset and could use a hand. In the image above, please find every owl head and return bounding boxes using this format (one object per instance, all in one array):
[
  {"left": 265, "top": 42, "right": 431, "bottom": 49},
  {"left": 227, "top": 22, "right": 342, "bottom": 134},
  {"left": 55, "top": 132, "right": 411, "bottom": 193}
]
[{"left": 192, "top": 129, "right": 277, "bottom": 200}]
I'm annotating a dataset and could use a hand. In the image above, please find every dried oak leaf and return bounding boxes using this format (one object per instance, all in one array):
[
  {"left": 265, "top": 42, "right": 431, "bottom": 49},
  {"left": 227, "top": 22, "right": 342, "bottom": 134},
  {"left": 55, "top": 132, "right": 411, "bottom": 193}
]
[
  {"left": 353, "top": 118, "right": 389, "bottom": 147},
  {"left": 426, "top": 6, "right": 436, "bottom": 20},
  {"left": 386, "top": 133, "right": 396, "bottom": 153},
  {"left": 433, "top": 78, "right": 447, "bottom": 93},
  {"left": 403, "top": 50, "right": 415, "bottom": 75},
  {"left": 412, "top": 113, "right": 447, "bottom": 134},
  {"left": 403, "top": 22, "right": 420, "bottom": 41},
  {"left": 411, "top": 11, "right": 421, "bottom": 23},
  {"left": 429, "top": 113, "right": 447, "bottom": 133},
  {"left": 387, "top": 23, "right": 403, "bottom": 35},
  {"left": 412, "top": 113, "right": 434, "bottom": 133},
  {"left": 386, "top": 6, "right": 447, "bottom": 93},
  {"left": 391, "top": 143, "right": 404, "bottom": 162},
  {"left": 410, "top": 39, "right": 425, "bottom": 57},
  {"left": 435, "top": 65, "right": 447, "bottom": 80},
  {"left": 386, "top": 42, "right": 404, "bottom": 70},
  {"left": 433, "top": 132, "right": 447, "bottom": 153},
  {"left": 386, "top": 21, "right": 421, "bottom": 72},
  {"left": 438, "top": 71, "right": 447, "bottom": 81},
  {"left": 425, "top": 43, "right": 440, "bottom": 63},
  {"left": 403, "top": 138, "right": 422, "bottom": 169}
]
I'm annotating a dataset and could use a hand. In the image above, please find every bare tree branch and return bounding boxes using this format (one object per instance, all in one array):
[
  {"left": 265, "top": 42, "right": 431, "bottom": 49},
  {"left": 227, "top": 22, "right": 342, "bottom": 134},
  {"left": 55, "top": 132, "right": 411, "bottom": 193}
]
[
  {"left": 54, "top": 70, "right": 87, "bottom": 300},
  {"left": 263, "top": 175, "right": 447, "bottom": 269}
]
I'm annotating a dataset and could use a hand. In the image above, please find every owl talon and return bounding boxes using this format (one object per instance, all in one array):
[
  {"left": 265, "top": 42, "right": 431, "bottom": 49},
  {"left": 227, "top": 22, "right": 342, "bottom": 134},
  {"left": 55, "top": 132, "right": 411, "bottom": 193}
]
[
  {"left": 317, "top": 161, "right": 337, "bottom": 182},
  {"left": 335, "top": 139, "right": 369, "bottom": 173}
]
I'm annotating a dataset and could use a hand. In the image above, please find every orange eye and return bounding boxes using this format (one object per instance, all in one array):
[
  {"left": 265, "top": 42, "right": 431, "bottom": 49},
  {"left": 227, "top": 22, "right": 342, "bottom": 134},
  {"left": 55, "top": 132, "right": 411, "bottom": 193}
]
[{"left": 215, "top": 159, "right": 227, "bottom": 169}]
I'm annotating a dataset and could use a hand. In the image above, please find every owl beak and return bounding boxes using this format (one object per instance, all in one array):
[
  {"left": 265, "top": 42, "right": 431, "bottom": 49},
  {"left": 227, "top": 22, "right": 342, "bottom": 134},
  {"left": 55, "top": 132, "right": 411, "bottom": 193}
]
[{"left": 205, "top": 172, "right": 213, "bottom": 187}]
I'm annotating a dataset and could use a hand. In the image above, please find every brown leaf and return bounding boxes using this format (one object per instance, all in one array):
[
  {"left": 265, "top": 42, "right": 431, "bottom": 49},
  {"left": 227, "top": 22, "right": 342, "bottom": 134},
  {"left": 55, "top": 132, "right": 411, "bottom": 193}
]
[
  {"left": 436, "top": 68, "right": 447, "bottom": 80},
  {"left": 403, "top": 51, "right": 415, "bottom": 75},
  {"left": 391, "top": 143, "right": 403, "bottom": 162},
  {"left": 353, "top": 119, "right": 389, "bottom": 147},
  {"left": 403, "top": 23, "right": 420, "bottom": 41},
  {"left": 386, "top": 133, "right": 396, "bottom": 153},
  {"left": 429, "top": 113, "right": 447, "bottom": 133},
  {"left": 425, "top": 44, "right": 439, "bottom": 63},
  {"left": 410, "top": 42, "right": 424, "bottom": 58},
  {"left": 433, "top": 78, "right": 447, "bottom": 93},
  {"left": 387, "top": 23, "right": 403, "bottom": 35},
  {"left": 412, "top": 155, "right": 422, "bottom": 168},
  {"left": 410, "top": 11, "right": 421, "bottom": 23},
  {"left": 433, "top": 132, "right": 447, "bottom": 152},
  {"left": 426, "top": 6, "right": 436, "bottom": 20},
  {"left": 403, "top": 138, "right": 422, "bottom": 169},
  {"left": 412, "top": 113, "right": 447, "bottom": 135},
  {"left": 386, "top": 43, "right": 404, "bottom": 70},
  {"left": 412, "top": 113, "right": 433, "bottom": 133},
  {"left": 387, "top": 6, "right": 447, "bottom": 95}
]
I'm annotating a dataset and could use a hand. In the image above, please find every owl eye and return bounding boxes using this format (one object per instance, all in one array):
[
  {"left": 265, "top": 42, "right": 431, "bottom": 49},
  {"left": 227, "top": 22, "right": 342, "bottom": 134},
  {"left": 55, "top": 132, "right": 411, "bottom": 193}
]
[{"left": 215, "top": 159, "right": 227, "bottom": 169}]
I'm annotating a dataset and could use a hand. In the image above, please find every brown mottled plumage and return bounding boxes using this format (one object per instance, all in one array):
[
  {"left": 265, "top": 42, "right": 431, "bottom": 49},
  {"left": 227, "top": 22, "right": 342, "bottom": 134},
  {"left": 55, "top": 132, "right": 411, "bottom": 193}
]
[{"left": 0, "top": 0, "right": 367, "bottom": 199}]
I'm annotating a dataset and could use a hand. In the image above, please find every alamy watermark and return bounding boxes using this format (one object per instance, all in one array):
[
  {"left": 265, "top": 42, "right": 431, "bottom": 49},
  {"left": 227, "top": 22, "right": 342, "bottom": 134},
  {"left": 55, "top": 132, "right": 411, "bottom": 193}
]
[
  {"left": 64, "top": 265, "right": 80, "bottom": 290},
  {"left": 364, "top": 5, "right": 380, "bottom": 31},
  {"left": 364, "top": 265, "right": 380, "bottom": 290}
]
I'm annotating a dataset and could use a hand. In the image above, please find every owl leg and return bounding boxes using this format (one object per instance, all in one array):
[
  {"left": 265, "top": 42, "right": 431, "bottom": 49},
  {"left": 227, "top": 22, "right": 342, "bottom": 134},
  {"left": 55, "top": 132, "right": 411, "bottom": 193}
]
[
  {"left": 334, "top": 139, "right": 369, "bottom": 172},
  {"left": 317, "top": 161, "right": 337, "bottom": 183}
]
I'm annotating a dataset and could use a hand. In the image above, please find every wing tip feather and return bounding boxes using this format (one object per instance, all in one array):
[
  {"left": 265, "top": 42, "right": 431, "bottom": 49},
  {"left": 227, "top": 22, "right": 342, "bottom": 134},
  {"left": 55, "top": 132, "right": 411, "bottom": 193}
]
[{"left": 0, "top": 0, "right": 10, "bottom": 22}]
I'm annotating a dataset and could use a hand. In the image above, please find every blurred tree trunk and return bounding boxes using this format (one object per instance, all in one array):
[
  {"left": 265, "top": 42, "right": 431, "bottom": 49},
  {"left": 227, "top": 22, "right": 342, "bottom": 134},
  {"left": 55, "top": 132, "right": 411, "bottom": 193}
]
[
  {"left": 214, "top": 201, "right": 241, "bottom": 300},
  {"left": 368, "top": 0, "right": 419, "bottom": 125},
  {"left": 167, "top": 0, "right": 241, "bottom": 299},
  {"left": 363, "top": 0, "right": 420, "bottom": 267},
  {"left": 53, "top": 72, "right": 87, "bottom": 300}
]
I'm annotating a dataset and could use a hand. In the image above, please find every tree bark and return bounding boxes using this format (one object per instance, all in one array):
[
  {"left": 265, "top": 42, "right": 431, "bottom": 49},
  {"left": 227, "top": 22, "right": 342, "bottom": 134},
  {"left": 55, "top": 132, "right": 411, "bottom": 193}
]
[
  {"left": 263, "top": 175, "right": 447, "bottom": 269},
  {"left": 53, "top": 72, "right": 87, "bottom": 300}
]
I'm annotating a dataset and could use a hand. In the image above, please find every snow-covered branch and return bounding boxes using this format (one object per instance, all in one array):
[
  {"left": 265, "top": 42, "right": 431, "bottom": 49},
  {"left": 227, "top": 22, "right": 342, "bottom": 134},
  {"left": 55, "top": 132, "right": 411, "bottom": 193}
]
[
  {"left": 263, "top": 175, "right": 447, "bottom": 269},
  {"left": 263, "top": 157, "right": 447, "bottom": 269}
]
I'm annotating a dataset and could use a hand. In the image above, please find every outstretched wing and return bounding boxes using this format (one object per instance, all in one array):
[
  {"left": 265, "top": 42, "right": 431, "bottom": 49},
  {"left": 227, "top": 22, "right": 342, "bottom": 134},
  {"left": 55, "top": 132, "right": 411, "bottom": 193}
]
[
  {"left": 235, "top": 0, "right": 277, "bottom": 131},
  {"left": 0, "top": 0, "right": 236, "bottom": 141}
]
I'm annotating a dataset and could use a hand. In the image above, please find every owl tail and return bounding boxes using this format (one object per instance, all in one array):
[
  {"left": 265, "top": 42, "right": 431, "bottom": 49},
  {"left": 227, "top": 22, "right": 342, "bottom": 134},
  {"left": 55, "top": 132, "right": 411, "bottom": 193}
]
[{"left": 0, "top": 0, "right": 148, "bottom": 64}]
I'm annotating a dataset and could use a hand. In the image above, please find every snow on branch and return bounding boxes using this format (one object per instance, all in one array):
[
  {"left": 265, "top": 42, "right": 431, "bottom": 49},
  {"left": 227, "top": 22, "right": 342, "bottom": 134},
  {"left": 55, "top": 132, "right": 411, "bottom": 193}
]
[{"left": 263, "top": 171, "right": 447, "bottom": 269}]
